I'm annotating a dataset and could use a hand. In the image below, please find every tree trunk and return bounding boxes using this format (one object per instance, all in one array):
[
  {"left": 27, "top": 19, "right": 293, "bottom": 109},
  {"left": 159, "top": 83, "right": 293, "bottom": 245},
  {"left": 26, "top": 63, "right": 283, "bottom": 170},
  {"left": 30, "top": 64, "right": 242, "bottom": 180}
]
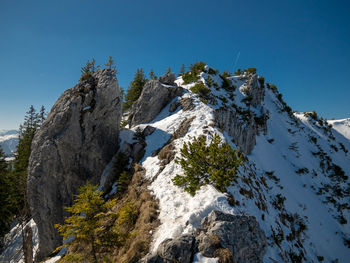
[{"left": 23, "top": 224, "right": 33, "bottom": 263}]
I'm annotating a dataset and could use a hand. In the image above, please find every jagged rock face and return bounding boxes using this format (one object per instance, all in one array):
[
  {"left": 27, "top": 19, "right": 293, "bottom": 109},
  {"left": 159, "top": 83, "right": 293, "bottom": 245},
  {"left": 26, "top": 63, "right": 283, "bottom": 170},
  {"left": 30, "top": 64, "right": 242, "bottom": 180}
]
[
  {"left": 129, "top": 78, "right": 183, "bottom": 127},
  {"left": 27, "top": 69, "right": 122, "bottom": 261},
  {"left": 216, "top": 108, "right": 260, "bottom": 154},
  {"left": 216, "top": 73, "right": 267, "bottom": 154},
  {"left": 142, "top": 210, "right": 266, "bottom": 263},
  {"left": 198, "top": 210, "right": 267, "bottom": 263},
  {"left": 244, "top": 73, "right": 264, "bottom": 107}
]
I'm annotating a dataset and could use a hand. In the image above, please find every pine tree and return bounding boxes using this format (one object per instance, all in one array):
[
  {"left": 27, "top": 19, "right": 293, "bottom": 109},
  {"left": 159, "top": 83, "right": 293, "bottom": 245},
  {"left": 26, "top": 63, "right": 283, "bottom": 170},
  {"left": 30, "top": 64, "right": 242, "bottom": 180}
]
[
  {"left": 0, "top": 147, "right": 15, "bottom": 243},
  {"left": 149, "top": 69, "right": 157, "bottom": 80},
  {"left": 123, "top": 68, "right": 147, "bottom": 111},
  {"left": 178, "top": 64, "right": 185, "bottom": 76},
  {"left": 172, "top": 134, "right": 244, "bottom": 195},
  {"left": 55, "top": 182, "right": 118, "bottom": 263},
  {"left": 12, "top": 105, "right": 42, "bottom": 226},
  {"left": 166, "top": 67, "right": 171, "bottom": 74},
  {"left": 38, "top": 105, "right": 46, "bottom": 126},
  {"left": 80, "top": 59, "right": 97, "bottom": 81},
  {"left": 104, "top": 56, "right": 116, "bottom": 71}
]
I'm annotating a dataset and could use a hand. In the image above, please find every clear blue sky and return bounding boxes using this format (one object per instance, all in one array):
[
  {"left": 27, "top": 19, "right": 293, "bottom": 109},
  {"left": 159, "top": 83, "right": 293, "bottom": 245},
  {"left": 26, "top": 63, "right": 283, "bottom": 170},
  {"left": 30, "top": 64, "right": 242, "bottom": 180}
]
[{"left": 0, "top": 0, "right": 349, "bottom": 130}]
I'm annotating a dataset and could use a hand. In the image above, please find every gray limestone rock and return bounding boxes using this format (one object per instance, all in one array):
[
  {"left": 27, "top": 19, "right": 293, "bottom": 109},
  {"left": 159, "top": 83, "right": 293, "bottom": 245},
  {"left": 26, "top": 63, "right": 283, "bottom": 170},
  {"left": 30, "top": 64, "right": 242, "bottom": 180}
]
[
  {"left": 215, "top": 73, "right": 267, "bottom": 154},
  {"left": 142, "top": 235, "right": 195, "bottom": 263},
  {"left": 159, "top": 72, "right": 176, "bottom": 85},
  {"left": 143, "top": 125, "right": 156, "bottom": 136},
  {"left": 169, "top": 101, "right": 180, "bottom": 112},
  {"left": 130, "top": 80, "right": 183, "bottom": 127},
  {"left": 27, "top": 69, "right": 122, "bottom": 261},
  {"left": 197, "top": 210, "right": 267, "bottom": 263},
  {"left": 244, "top": 73, "right": 265, "bottom": 107},
  {"left": 179, "top": 97, "right": 195, "bottom": 111},
  {"left": 141, "top": 210, "right": 266, "bottom": 263}
]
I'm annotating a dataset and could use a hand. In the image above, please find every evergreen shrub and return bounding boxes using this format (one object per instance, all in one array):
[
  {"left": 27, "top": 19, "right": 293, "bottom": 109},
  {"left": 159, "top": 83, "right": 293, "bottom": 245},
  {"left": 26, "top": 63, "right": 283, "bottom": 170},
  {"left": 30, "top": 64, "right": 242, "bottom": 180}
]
[{"left": 172, "top": 134, "right": 244, "bottom": 195}]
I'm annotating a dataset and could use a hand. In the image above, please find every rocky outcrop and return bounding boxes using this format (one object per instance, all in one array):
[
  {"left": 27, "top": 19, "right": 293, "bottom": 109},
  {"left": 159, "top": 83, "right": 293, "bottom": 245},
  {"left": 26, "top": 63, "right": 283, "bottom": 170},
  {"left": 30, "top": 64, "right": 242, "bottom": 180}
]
[
  {"left": 159, "top": 72, "right": 176, "bottom": 85},
  {"left": 27, "top": 69, "right": 122, "bottom": 261},
  {"left": 142, "top": 210, "right": 267, "bottom": 263},
  {"left": 198, "top": 210, "right": 267, "bottom": 262},
  {"left": 243, "top": 73, "right": 265, "bottom": 107},
  {"left": 129, "top": 76, "right": 183, "bottom": 127},
  {"left": 215, "top": 73, "right": 267, "bottom": 154}
]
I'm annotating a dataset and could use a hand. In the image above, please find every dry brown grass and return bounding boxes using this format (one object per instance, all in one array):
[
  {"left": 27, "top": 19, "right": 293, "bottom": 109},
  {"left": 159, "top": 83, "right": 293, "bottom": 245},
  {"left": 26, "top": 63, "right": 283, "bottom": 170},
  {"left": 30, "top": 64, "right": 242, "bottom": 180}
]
[
  {"left": 213, "top": 248, "right": 234, "bottom": 263},
  {"left": 109, "top": 165, "right": 160, "bottom": 263}
]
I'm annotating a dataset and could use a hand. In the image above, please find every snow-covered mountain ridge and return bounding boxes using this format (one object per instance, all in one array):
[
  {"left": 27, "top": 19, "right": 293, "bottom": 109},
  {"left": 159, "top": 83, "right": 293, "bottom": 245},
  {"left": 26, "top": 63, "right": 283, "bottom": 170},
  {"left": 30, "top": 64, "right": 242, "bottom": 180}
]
[
  {"left": 124, "top": 66, "right": 350, "bottom": 262},
  {"left": 0, "top": 130, "right": 18, "bottom": 156},
  {"left": 2, "top": 65, "right": 349, "bottom": 263}
]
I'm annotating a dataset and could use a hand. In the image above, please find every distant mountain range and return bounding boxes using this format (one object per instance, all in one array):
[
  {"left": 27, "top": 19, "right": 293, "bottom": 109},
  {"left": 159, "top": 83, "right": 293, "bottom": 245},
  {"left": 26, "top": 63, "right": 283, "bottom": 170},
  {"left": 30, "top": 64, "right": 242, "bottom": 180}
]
[{"left": 0, "top": 129, "right": 18, "bottom": 156}]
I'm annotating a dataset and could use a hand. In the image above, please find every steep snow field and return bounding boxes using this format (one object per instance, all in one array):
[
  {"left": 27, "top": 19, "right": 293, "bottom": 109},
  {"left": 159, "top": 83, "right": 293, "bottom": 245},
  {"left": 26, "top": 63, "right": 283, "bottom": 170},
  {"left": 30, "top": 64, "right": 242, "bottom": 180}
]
[{"left": 328, "top": 118, "right": 350, "bottom": 140}]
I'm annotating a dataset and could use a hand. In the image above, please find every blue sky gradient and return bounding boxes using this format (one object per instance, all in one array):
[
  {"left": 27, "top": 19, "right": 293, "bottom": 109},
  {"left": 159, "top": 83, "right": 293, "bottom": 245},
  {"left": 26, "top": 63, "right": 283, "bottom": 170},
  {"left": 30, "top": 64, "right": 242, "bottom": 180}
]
[{"left": 0, "top": 0, "right": 349, "bottom": 129}]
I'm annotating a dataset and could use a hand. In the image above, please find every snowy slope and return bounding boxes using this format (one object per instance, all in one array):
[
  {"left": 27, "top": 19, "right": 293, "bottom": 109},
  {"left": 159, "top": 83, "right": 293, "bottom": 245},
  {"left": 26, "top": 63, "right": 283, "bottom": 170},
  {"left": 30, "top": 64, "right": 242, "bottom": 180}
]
[
  {"left": 129, "top": 69, "right": 350, "bottom": 262},
  {"left": 328, "top": 118, "right": 350, "bottom": 140},
  {"left": 0, "top": 129, "right": 18, "bottom": 156}
]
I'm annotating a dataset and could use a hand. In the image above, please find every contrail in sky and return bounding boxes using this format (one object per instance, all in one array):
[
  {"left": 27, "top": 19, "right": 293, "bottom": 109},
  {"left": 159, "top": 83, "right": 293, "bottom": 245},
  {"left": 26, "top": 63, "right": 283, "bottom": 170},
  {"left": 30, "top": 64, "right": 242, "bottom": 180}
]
[{"left": 233, "top": 51, "right": 240, "bottom": 70}]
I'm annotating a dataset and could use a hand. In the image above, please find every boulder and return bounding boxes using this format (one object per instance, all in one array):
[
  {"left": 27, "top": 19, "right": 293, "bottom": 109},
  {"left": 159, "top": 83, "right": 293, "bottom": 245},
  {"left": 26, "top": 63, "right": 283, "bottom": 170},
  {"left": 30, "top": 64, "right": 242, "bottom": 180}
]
[
  {"left": 142, "top": 210, "right": 266, "bottom": 263},
  {"left": 169, "top": 101, "right": 180, "bottom": 112},
  {"left": 197, "top": 210, "right": 267, "bottom": 263},
  {"left": 179, "top": 97, "right": 195, "bottom": 111},
  {"left": 159, "top": 72, "right": 176, "bottom": 85},
  {"left": 142, "top": 235, "right": 195, "bottom": 263},
  {"left": 130, "top": 80, "right": 183, "bottom": 127},
  {"left": 27, "top": 69, "right": 122, "bottom": 261}
]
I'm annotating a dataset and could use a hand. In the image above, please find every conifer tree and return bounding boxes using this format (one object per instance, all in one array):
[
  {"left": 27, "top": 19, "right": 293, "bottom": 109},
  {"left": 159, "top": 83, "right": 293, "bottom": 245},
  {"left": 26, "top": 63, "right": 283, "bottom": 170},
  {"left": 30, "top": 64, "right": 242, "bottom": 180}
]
[
  {"left": 123, "top": 68, "right": 147, "bottom": 111},
  {"left": 80, "top": 59, "right": 97, "bottom": 81},
  {"left": 166, "top": 67, "right": 171, "bottom": 74},
  {"left": 178, "top": 64, "right": 185, "bottom": 76},
  {"left": 0, "top": 147, "right": 15, "bottom": 243},
  {"left": 55, "top": 182, "right": 118, "bottom": 263},
  {"left": 38, "top": 105, "right": 46, "bottom": 126},
  {"left": 149, "top": 69, "right": 157, "bottom": 80},
  {"left": 104, "top": 56, "right": 116, "bottom": 71}
]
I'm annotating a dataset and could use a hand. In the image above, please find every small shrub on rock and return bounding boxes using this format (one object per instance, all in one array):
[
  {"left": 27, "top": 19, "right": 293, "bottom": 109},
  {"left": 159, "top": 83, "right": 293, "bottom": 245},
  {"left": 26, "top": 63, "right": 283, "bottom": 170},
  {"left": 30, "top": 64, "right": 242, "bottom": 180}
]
[
  {"left": 172, "top": 134, "right": 244, "bottom": 195},
  {"left": 190, "top": 82, "right": 211, "bottom": 98}
]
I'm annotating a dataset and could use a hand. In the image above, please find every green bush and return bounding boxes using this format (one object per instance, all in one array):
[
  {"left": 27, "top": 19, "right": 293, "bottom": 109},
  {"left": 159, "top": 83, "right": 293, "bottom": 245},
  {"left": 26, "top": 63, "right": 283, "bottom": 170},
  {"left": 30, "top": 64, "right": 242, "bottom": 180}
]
[
  {"left": 172, "top": 134, "right": 244, "bottom": 195},
  {"left": 182, "top": 62, "right": 207, "bottom": 84},
  {"left": 190, "top": 61, "right": 206, "bottom": 73},
  {"left": 269, "top": 84, "right": 278, "bottom": 93},
  {"left": 247, "top": 67, "right": 256, "bottom": 73},
  {"left": 234, "top": 68, "right": 241, "bottom": 75},
  {"left": 258, "top": 76, "right": 265, "bottom": 86},
  {"left": 190, "top": 82, "right": 211, "bottom": 98},
  {"left": 220, "top": 74, "right": 234, "bottom": 91},
  {"left": 182, "top": 71, "right": 200, "bottom": 84},
  {"left": 208, "top": 67, "right": 218, "bottom": 75}
]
